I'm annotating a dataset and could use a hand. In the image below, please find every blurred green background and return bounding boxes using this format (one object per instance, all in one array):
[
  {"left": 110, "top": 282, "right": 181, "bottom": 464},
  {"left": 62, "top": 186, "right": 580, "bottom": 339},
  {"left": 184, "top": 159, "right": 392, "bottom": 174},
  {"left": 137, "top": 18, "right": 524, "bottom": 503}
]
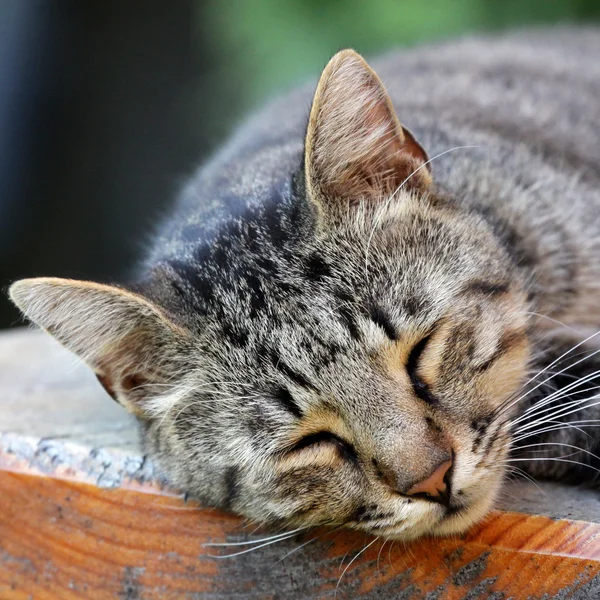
[
  {"left": 0, "top": 0, "right": 599, "bottom": 328},
  {"left": 200, "top": 0, "right": 600, "bottom": 138}
]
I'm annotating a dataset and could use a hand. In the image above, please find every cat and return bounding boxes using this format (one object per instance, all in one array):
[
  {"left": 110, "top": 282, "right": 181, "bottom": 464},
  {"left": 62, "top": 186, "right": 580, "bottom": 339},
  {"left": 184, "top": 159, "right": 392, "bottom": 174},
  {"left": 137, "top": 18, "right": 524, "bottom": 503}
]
[{"left": 9, "top": 27, "right": 600, "bottom": 541}]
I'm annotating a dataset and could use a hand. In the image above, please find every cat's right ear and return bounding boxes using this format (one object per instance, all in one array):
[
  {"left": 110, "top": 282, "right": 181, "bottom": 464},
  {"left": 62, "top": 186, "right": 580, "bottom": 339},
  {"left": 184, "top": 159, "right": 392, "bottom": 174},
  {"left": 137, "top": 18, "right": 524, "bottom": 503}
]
[
  {"left": 9, "top": 277, "right": 190, "bottom": 418},
  {"left": 304, "top": 49, "right": 431, "bottom": 217}
]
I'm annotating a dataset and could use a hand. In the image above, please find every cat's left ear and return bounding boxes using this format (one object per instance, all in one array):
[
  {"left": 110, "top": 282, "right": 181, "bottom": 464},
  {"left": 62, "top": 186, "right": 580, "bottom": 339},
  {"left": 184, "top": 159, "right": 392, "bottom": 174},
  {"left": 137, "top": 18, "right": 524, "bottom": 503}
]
[
  {"left": 305, "top": 49, "right": 431, "bottom": 214},
  {"left": 9, "top": 277, "right": 191, "bottom": 418}
]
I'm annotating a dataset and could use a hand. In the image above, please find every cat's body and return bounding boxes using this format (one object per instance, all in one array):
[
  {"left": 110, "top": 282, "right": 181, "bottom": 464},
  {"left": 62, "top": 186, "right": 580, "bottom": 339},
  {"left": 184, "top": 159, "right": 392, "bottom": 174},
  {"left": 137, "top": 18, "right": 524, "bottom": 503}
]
[
  {"left": 10, "top": 28, "right": 600, "bottom": 540},
  {"left": 153, "top": 27, "right": 600, "bottom": 325}
]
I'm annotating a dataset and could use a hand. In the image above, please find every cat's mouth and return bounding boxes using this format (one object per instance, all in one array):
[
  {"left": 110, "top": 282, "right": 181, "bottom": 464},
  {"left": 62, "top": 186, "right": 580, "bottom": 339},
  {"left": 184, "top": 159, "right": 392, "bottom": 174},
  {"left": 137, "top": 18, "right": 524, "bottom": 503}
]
[
  {"left": 434, "top": 489, "right": 497, "bottom": 537},
  {"left": 355, "top": 505, "right": 462, "bottom": 540},
  {"left": 365, "top": 488, "right": 496, "bottom": 540}
]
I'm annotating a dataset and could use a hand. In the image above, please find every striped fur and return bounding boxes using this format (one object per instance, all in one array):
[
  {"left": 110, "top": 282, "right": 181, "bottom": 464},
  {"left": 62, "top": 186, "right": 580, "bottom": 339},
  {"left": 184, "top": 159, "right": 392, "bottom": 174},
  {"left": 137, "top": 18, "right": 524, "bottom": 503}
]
[{"left": 10, "top": 28, "right": 600, "bottom": 539}]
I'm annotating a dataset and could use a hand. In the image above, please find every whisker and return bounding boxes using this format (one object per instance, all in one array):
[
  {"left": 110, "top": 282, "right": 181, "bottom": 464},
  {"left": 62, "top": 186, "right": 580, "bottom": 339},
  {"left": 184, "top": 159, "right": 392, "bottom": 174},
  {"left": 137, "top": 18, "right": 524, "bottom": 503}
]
[
  {"left": 514, "top": 371, "right": 600, "bottom": 425},
  {"left": 336, "top": 537, "right": 379, "bottom": 596},
  {"left": 376, "top": 538, "right": 388, "bottom": 572},
  {"left": 512, "top": 385, "right": 600, "bottom": 431},
  {"left": 506, "top": 456, "right": 600, "bottom": 475},
  {"left": 274, "top": 535, "right": 320, "bottom": 564},
  {"left": 504, "top": 466, "right": 547, "bottom": 495},
  {"left": 523, "top": 311, "right": 579, "bottom": 333},
  {"left": 339, "top": 535, "right": 363, "bottom": 570},
  {"left": 493, "top": 332, "right": 600, "bottom": 420},
  {"left": 512, "top": 442, "right": 600, "bottom": 464},
  {"left": 275, "top": 525, "right": 343, "bottom": 565},
  {"left": 514, "top": 411, "right": 598, "bottom": 437},
  {"left": 203, "top": 525, "right": 309, "bottom": 548},
  {"left": 207, "top": 532, "right": 301, "bottom": 559},
  {"left": 516, "top": 397, "right": 600, "bottom": 436},
  {"left": 513, "top": 420, "right": 600, "bottom": 444}
]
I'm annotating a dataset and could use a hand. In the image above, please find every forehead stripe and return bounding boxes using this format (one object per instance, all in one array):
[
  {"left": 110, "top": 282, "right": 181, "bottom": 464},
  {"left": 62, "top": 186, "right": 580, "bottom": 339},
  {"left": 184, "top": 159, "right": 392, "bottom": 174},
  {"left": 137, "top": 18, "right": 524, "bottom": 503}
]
[
  {"left": 273, "top": 386, "right": 303, "bottom": 418},
  {"left": 271, "top": 353, "right": 318, "bottom": 391},
  {"left": 462, "top": 280, "right": 510, "bottom": 297},
  {"left": 368, "top": 304, "right": 398, "bottom": 341}
]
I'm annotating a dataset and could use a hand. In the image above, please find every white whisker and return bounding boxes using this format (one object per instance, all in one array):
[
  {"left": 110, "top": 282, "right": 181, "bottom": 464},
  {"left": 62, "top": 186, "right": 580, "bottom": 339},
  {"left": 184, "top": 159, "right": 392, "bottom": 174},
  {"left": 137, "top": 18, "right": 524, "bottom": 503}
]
[
  {"left": 512, "top": 383, "right": 600, "bottom": 430},
  {"left": 512, "top": 442, "right": 600, "bottom": 464},
  {"left": 494, "top": 331, "right": 600, "bottom": 419},
  {"left": 506, "top": 456, "right": 600, "bottom": 475},
  {"left": 516, "top": 396, "right": 600, "bottom": 435},
  {"left": 523, "top": 311, "right": 579, "bottom": 333},
  {"left": 274, "top": 528, "right": 336, "bottom": 565},
  {"left": 208, "top": 532, "right": 301, "bottom": 558},
  {"left": 514, "top": 371, "right": 600, "bottom": 424},
  {"left": 504, "top": 466, "right": 547, "bottom": 495},
  {"left": 513, "top": 420, "right": 600, "bottom": 444},
  {"left": 336, "top": 537, "right": 379, "bottom": 596},
  {"left": 203, "top": 526, "right": 308, "bottom": 548}
]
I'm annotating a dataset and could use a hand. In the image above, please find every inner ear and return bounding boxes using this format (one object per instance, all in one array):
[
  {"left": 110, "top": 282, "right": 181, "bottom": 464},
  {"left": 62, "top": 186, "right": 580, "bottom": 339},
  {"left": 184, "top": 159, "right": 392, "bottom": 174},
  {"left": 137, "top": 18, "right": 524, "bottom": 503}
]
[
  {"left": 96, "top": 373, "right": 119, "bottom": 402},
  {"left": 96, "top": 371, "right": 155, "bottom": 416},
  {"left": 305, "top": 49, "right": 431, "bottom": 212},
  {"left": 96, "top": 372, "right": 152, "bottom": 398},
  {"left": 122, "top": 373, "right": 152, "bottom": 393}
]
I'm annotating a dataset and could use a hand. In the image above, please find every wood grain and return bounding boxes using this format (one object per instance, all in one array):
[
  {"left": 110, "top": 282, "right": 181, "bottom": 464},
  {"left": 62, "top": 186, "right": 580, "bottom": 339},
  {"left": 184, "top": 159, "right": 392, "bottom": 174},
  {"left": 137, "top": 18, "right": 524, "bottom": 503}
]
[
  {"left": 2, "top": 328, "right": 600, "bottom": 599},
  {"left": 1, "top": 443, "right": 600, "bottom": 599}
]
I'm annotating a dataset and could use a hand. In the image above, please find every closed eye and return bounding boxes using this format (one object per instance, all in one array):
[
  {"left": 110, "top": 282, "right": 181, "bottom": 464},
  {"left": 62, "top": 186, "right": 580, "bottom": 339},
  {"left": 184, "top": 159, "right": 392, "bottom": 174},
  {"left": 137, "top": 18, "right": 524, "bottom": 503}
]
[
  {"left": 406, "top": 334, "right": 439, "bottom": 406},
  {"left": 288, "top": 431, "right": 359, "bottom": 464}
]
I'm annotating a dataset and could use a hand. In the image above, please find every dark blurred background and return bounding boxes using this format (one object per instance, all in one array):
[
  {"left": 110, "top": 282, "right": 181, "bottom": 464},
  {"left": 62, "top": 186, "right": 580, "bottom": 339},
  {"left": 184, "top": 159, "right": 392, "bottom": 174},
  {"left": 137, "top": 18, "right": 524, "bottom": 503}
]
[{"left": 1, "top": 0, "right": 599, "bottom": 328}]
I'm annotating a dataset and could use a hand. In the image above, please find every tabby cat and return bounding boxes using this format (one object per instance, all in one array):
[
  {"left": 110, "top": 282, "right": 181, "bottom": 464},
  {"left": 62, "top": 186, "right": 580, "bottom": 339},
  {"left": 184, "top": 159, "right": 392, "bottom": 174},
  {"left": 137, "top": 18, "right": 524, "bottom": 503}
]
[{"left": 9, "top": 28, "right": 600, "bottom": 540}]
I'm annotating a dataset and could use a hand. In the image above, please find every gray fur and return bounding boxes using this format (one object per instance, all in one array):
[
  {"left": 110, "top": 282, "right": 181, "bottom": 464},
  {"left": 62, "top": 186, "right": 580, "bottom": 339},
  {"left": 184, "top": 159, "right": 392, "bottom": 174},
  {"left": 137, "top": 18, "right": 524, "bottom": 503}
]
[{"left": 10, "top": 27, "right": 600, "bottom": 539}]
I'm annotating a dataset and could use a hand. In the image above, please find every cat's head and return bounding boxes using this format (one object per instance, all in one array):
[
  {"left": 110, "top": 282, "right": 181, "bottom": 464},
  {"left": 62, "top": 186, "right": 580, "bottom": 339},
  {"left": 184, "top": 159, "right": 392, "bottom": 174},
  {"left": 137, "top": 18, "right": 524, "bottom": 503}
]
[{"left": 10, "top": 50, "right": 531, "bottom": 539}]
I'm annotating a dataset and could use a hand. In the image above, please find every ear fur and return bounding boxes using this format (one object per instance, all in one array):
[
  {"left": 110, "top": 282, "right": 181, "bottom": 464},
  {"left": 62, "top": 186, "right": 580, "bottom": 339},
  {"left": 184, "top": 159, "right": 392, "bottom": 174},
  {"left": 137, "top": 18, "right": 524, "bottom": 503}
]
[
  {"left": 305, "top": 49, "right": 431, "bottom": 214},
  {"left": 9, "top": 277, "right": 190, "bottom": 417}
]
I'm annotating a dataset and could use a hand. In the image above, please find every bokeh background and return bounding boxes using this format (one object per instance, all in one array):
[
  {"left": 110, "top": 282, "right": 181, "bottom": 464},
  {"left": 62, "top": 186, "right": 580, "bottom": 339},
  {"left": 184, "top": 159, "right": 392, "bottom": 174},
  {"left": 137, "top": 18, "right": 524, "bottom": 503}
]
[{"left": 1, "top": 0, "right": 599, "bottom": 328}]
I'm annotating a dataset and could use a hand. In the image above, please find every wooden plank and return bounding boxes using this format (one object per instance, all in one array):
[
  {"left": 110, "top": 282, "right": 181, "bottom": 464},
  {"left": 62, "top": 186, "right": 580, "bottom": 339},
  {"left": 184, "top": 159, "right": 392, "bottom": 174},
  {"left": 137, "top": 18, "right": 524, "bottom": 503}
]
[
  {"left": 1, "top": 437, "right": 600, "bottom": 599},
  {"left": 2, "top": 328, "right": 600, "bottom": 598}
]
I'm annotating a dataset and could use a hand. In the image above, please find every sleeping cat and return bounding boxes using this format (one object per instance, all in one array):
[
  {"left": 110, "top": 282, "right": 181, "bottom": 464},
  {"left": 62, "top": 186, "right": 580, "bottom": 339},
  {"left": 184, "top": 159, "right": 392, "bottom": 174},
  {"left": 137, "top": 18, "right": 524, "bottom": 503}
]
[{"left": 9, "top": 28, "right": 600, "bottom": 540}]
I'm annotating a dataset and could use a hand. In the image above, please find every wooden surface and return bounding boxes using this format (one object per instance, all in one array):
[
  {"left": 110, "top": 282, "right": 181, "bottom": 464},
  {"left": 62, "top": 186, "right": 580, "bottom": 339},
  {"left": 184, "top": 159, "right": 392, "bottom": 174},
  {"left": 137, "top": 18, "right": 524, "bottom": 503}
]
[{"left": 2, "top": 328, "right": 600, "bottom": 599}]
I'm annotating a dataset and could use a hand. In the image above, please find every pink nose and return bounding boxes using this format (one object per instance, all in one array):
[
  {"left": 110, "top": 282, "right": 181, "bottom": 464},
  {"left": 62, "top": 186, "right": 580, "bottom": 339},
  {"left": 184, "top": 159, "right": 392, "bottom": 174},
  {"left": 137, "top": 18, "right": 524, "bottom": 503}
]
[{"left": 406, "top": 459, "right": 453, "bottom": 498}]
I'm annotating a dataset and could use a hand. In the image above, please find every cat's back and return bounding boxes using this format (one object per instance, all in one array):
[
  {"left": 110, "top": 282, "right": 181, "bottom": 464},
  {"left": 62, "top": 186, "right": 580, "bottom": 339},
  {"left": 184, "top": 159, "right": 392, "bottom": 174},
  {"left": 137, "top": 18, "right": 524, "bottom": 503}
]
[
  {"left": 228, "top": 26, "right": 600, "bottom": 176},
  {"left": 149, "top": 27, "right": 600, "bottom": 266},
  {"left": 378, "top": 27, "right": 600, "bottom": 180}
]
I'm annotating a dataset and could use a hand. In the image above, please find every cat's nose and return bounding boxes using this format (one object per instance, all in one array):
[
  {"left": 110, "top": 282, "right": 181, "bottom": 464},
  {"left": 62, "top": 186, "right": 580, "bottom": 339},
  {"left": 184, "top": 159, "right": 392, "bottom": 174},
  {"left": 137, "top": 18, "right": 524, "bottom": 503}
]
[{"left": 405, "top": 458, "right": 453, "bottom": 502}]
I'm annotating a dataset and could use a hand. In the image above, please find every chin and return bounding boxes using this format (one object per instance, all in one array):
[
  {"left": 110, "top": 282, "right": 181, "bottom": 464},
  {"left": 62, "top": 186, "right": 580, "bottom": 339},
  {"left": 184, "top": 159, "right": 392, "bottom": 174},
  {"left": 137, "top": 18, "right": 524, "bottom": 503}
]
[
  {"left": 434, "top": 488, "right": 498, "bottom": 538},
  {"left": 379, "top": 483, "right": 500, "bottom": 541}
]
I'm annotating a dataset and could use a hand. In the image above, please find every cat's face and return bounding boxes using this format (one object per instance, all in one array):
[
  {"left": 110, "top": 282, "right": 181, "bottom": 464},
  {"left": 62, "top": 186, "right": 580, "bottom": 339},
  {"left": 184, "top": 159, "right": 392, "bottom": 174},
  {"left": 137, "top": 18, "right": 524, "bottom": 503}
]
[
  {"left": 9, "top": 50, "right": 530, "bottom": 540},
  {"left": 140, "top": 188, "right": 530, "bottom": 540}
]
